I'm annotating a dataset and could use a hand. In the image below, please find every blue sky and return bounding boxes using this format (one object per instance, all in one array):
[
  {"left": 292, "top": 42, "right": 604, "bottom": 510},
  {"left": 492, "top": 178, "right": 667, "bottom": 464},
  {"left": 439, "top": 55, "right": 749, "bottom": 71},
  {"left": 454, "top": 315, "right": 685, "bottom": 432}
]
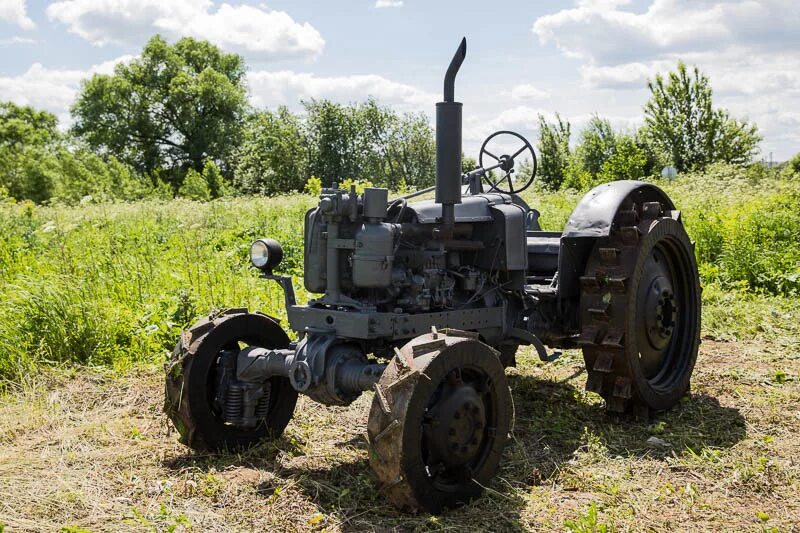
[{"left": 1, "top": 0, "right": 798, "bottom": 160}]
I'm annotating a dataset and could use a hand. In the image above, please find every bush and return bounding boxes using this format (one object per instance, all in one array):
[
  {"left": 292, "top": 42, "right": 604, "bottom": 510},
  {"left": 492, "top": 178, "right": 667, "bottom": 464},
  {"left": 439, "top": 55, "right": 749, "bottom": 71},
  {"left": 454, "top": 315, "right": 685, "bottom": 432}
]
[
  {"left": 598, "top": 135, "right": 647, "bottom": 181},
  {"left": 178, "top": 169, "right": 212, "bottom": 201}
]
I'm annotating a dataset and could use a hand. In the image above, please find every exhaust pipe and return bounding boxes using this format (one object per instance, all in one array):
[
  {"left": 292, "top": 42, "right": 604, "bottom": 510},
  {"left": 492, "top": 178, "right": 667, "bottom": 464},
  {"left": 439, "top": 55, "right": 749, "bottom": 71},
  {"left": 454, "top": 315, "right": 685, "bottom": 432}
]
[{"left": 435, "top": 37, "right": 466, "bottom": 226}]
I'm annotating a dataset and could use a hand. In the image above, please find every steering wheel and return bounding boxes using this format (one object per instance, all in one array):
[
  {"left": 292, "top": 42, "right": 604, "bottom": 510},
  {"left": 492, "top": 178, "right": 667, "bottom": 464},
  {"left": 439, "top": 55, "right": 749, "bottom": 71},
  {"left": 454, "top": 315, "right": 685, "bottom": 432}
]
[{"left": 478, "top": 130, "right": 537, "bottom": 194}]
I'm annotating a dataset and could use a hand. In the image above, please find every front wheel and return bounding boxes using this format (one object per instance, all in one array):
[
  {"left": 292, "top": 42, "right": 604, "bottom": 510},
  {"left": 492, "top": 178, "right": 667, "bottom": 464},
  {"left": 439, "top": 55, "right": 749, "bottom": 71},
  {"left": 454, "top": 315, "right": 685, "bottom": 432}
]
[
  {"left": 367, "top": 330, "right": 513, "bottom": 513},
  {"left": 579, "top": 200, "right": 701, "bottom": 415},
  {"left": 164, "top": 310, "right": 298, "bottom": 451}
]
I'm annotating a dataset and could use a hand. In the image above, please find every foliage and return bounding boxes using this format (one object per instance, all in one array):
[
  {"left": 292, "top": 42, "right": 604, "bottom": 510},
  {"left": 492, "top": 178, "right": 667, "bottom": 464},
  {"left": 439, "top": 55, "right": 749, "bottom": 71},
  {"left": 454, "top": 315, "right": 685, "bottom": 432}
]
[
  {"left": 787, "top": 152, "right": 800, "bottom": 176},
  {"left": 599, "top": 135, "right": 648, "bottom": 182},
  {"left": 643, "top": 61, "right": 761, "bottom": 172},
  {"left": 234, "top": 107, "right": 308, "bottom": 195},
  {"left": 1, "top": 102, "right": 150, "bottom": 204},
  {"left": 575, "top": 116, "right": 616, "bottom": 177},
  {"left": 71, "top": 35, "right": 248, "bottom": 183},
  {"left": 178, "top": 168, "right": 211, "bottom": 201},
  {"left": 304, "top": 98, "right": 434, "bottom": 191},
  {"left": 1, "top": 165, "right": 798, "bottom": 383},
  {"left": 304, "top": 176, "right": 322, "bottom": 197},
  {"left": 537, "top": 113, "right": 571, "bottom": 190}
]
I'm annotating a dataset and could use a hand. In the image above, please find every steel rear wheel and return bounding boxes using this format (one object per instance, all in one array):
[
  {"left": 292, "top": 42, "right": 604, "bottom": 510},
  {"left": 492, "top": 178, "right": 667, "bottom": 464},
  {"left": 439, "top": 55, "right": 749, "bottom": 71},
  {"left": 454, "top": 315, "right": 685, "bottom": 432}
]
[
  {"left": 164, "top": 309, "right": 298, "bottom": 451},
  {"left": 367, "top": 330, "right": 512, "bottom": 513},
  {"left": 579, "top": 200, "right": 701, "bottom": 415}
]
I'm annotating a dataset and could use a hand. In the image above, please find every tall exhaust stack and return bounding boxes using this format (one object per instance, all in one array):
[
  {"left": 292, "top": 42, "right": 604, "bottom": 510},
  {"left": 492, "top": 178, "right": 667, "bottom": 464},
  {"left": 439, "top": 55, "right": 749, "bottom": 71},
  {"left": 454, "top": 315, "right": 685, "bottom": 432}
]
[{"left": 435, "top": 38, "right": 466, "bottom": 226}]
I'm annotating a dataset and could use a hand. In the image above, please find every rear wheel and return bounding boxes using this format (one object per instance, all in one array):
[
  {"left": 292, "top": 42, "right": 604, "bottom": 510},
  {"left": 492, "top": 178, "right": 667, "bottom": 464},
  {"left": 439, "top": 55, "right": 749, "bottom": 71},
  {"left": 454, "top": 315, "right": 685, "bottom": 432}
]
[
  {"left": 164, "top": 309, "right": 298, "bottom": 451},
  {"left": 367, "top": 330, "right": 512, "bottom": 513},
  {"left": 579, "top": 200, "right": 701, "bottom": 415}
]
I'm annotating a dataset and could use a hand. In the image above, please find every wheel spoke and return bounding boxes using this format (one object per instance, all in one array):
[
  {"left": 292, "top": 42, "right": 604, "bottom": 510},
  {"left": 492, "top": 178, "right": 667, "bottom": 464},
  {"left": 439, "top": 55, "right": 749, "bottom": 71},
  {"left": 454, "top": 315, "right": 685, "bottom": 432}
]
[
  {"left": 483, "top": 149, "right": 500, "bottom": 161},
  {"left": 510, "top": 145, "right": 527, "bottom": 160}
]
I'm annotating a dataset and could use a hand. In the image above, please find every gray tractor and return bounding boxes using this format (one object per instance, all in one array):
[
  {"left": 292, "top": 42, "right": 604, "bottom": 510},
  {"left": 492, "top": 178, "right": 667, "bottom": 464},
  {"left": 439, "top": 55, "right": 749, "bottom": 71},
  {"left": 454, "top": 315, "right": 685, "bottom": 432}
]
[{"left": 165, "top": 38, "right": 700, "bottom": 513}]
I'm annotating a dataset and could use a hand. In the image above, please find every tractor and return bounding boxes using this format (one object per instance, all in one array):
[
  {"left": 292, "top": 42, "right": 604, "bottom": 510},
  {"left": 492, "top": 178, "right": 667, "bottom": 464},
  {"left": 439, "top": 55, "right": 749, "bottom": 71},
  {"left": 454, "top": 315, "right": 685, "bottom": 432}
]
[{"left": 165, "top": 38, "right": 700, "bottom": 513}]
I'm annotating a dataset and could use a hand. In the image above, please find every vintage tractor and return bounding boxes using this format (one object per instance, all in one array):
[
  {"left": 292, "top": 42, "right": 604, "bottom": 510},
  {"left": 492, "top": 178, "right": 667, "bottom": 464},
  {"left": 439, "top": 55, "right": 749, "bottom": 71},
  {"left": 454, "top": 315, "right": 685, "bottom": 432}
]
[{"left": 164, "top": 38, "right": 700, "bottom": 513}]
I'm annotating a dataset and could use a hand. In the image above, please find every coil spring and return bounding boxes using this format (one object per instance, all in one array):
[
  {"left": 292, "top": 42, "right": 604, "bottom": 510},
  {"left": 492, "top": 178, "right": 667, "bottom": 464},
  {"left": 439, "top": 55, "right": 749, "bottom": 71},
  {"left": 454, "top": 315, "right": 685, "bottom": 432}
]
[
  {"left": 225, "top": 385, "right": 243, "bottom": 422},
  {"left": 256, "top": 384, "right": 271, "bottom": 419}
]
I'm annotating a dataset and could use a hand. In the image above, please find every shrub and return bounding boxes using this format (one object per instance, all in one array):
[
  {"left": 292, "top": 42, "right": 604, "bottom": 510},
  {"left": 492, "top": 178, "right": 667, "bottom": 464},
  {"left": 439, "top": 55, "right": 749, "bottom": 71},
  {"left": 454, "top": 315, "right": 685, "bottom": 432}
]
[{"left": 178, "top": 169, "right": 212, "bottom": 201}]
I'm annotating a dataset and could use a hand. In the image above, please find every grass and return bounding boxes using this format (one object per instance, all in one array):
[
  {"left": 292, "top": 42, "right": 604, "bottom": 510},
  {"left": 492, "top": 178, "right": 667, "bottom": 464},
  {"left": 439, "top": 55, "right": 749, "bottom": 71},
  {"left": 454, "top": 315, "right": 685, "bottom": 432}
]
[
  {"left": 0, "top": 339, "right": 797, "bottom": 531},
  {"left": 1, "top": 165, "right": 799, "bottom": 530}
]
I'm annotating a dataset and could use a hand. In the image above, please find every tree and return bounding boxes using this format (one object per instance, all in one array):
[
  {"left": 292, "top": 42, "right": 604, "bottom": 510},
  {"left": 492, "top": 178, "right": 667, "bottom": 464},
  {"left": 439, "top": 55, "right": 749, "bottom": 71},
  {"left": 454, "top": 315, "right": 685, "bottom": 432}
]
[
  {"left": 302, "top": 99, "right": 434, "bottom": 190},
  {"left": 0, "top": 102, "right": 60, "bottom": 201},
  {"left": 643, "top": 61, "right": 761, "bottom": 172},
  {"left": 575, "top": 115, "right": 616, "bottom": 177},
  {"left": 599, "top": 134, "right": 647, "bottom": 181},
  {"left": 234, "top": 107, "right": 308, "bottom": 195},
  {"left": 71, "top": 35, "right": 248, "bottom": 185},
  {"left": 537, "top": 113, "right": 571, "bottom": 190}
]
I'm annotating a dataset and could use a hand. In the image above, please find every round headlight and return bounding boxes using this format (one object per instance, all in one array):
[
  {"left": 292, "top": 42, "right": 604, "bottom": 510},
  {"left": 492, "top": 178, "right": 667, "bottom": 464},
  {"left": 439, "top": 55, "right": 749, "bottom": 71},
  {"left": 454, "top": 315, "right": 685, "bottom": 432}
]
[{"left": 250, "top": 238, "right": 283, "bottom": 272}]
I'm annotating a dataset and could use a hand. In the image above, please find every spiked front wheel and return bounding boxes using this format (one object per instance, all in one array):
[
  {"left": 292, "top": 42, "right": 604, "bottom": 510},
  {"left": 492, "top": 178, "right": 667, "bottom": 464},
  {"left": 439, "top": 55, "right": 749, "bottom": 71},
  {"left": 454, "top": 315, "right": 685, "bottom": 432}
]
[
  {"left": 579, "top": 199, "right": 701, "bottom": 415},
  {"left": 367, "top": 331, "right": 512, "bottom": 513},
  {"left": 164, "top": 309, "right": 298, "bottom": 451}
]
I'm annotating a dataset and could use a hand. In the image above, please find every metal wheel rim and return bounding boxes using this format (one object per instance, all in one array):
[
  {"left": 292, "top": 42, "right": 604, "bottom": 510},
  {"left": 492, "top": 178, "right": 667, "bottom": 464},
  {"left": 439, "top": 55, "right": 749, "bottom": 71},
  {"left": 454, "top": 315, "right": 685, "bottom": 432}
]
[
  {"left": 636, "top": 235, "right": 698, "bottom": 393},
  {"left": 420, "top": 365, "right": 497, "bottom": 492}
]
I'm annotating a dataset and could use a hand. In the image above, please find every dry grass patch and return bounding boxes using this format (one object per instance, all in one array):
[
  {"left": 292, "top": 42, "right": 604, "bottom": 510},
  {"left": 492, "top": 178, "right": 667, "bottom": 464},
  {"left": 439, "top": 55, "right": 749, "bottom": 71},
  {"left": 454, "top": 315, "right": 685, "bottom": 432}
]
[{"left": 1, "top": 338, "right": 798, "bottom": 532}]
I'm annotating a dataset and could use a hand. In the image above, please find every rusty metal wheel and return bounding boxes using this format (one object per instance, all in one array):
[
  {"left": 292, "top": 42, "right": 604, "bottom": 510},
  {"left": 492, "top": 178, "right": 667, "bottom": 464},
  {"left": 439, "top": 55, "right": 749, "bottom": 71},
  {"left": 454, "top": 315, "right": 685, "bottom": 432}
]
[
  {"left": 164, "top": 309, "right": 298, "bottom": 451},
  {"left": 579, "top": 199, "right": 701, "bottom": 416},
  {"left": 367, "top": 330, "right": 512, "bottom": 513}
]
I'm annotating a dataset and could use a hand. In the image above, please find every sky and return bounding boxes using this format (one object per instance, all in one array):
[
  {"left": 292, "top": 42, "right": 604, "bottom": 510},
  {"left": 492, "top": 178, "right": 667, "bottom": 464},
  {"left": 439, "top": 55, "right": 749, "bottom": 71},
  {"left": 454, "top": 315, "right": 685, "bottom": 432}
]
[{"left": 0, "top": 0, "right": 798, "bottom": 161}]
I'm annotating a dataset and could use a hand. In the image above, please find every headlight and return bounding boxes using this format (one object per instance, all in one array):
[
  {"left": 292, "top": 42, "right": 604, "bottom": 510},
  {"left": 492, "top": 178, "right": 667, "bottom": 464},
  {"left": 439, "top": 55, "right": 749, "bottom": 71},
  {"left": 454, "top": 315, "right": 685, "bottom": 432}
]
[{"left": 250, "top": 238, "right": 283, "bottom": 273}]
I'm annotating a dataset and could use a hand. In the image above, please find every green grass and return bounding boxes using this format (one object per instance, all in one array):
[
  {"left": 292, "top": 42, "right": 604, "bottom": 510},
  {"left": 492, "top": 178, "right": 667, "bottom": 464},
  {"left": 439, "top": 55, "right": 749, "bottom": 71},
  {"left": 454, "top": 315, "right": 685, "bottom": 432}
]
[{"left": 0, "top": 165, "right": 799, "bottom": 384}]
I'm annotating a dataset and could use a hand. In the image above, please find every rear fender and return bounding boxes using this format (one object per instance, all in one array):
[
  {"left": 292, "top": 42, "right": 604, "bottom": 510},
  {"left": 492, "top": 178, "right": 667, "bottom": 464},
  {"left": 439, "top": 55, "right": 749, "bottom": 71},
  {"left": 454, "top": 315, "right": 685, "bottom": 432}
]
[{"left": 557, "top": 180, "right": 676, "bottom": 299}]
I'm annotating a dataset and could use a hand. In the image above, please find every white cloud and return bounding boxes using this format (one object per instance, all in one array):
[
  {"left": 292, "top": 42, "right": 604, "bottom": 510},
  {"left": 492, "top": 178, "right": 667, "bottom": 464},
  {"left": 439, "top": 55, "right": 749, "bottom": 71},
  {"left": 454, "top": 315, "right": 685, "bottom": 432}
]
[
  {"left": 0, "top": 35, "right": 36, "bottom": 45},
  {"left": 533, "top": 0, "right": 800, "bottom": 159},
  {"left": 0, "top": 55, "right": 134, "bottom": 126},
  {"left": 247, "top": 70, "right": 435, "bottom": 112},
  {"left": 510, "top": 84, "right": 550, "bottom": 101},
  {"left": 46, "top": 0, "right": 325, "bottom": 60},
  {"left": 375, "top": 0, "right": 403, "bottom": 8},
  {"left": 0, "top": 0, "right": 35, "bottom": 29},
  {"left": 533, "top": 0, "right": 800, "bottom": 67}
]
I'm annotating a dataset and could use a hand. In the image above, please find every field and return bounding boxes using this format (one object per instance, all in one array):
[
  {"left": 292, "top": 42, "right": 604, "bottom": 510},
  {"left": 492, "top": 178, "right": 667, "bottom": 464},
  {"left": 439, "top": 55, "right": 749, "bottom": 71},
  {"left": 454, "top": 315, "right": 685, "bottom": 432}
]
[{"left": 1, "top": 167, "right": 799, "bottom": 531}]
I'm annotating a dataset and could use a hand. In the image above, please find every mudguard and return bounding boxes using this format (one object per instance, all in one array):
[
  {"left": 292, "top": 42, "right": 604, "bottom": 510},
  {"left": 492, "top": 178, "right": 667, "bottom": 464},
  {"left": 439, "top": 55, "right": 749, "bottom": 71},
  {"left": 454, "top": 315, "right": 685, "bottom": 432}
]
[{"left": 557, "top": 180, "right": 677, "bottom": 299}]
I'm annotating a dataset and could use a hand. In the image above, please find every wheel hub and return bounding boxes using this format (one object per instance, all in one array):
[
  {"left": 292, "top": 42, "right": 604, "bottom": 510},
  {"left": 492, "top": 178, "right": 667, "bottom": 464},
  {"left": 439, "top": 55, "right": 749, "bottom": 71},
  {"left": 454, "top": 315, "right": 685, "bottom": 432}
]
[
  {"left": 426, "top": 377, "right": 486, "bottom": 468},
  {"left": 644, "top": 277, "right": 677, "bottom": 350}
]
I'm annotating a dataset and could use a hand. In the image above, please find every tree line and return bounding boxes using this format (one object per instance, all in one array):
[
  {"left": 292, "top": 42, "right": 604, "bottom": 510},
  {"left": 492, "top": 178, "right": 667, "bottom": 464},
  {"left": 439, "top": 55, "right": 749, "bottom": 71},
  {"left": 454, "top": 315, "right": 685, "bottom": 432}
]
[{"left": 0, "top": 35, "right": 769, "bottom": 204}]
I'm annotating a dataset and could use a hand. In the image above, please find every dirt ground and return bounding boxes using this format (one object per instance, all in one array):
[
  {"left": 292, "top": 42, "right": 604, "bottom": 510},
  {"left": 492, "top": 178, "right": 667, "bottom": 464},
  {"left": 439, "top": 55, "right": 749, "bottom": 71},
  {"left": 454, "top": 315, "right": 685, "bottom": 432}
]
[{"left": 1, "top": 339, "right": 798, "bottom": 532}]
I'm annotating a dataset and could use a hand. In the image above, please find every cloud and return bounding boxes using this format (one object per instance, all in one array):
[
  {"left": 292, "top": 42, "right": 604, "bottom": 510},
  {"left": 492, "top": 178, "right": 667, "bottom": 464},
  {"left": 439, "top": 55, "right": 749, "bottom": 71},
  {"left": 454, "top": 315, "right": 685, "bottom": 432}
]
[
  {"left": 46, "top": 0, "right": 325, "bottom": 60},
  {"left": 510, "top": 84, "right": 550, "bottom": 101},
  {"left": 0, "top": 35, "right": 36, "bottom": 45},
  {"left": 533, "top": 0, "right": 800, "bottom": 67},
  {"left": 375, "top": 0, "right": 404, "bottom": 7},
  {"left": 0, "top": 0, "right": 35, "bottom": 29},
  {"left": 0, "top": 55, "right": 135, "bottom": 125},
  {"left": 533, "top": 0, "right": 800, "bottom": 158},
  {"left": 247, "top": 70, "right": 436, "bottom": 112}
]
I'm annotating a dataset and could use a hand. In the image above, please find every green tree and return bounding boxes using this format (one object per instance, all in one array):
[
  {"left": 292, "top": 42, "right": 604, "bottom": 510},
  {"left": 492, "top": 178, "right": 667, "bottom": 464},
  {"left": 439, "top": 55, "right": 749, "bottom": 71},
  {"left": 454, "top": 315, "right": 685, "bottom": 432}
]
[
  {"left": 599, "top": 135, "right": 648, "bottom": 181},
  {"left": 575, "top": 115, "right": 616, "bottom": 177},
  {"left": 71, "top": 35, "right": 248, "bottom": 184},
  {"left": 234, "top": 107, "right": 308, "bottom": 195},
  {"left": 0, "top": 103, "right": 59, "bottom": 201},
  {"left": 643, "top": 61, "right": 761, "bottom": 171},
  {"left": 537, "top": 113, "right": 571, "bottom": 190},
  {"left": 303, "top": 99, "right": 434, "bottom": 190},
  {"left": 178, "top": 168, "right": 211, "bottom": 200}
]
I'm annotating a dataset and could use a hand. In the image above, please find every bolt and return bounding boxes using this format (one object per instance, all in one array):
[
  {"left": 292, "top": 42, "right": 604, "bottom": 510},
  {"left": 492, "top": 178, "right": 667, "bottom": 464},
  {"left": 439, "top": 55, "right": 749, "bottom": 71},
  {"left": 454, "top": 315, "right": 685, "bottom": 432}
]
[{"left": 454, "top": 412, "right": 461, "bottom": 420}]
